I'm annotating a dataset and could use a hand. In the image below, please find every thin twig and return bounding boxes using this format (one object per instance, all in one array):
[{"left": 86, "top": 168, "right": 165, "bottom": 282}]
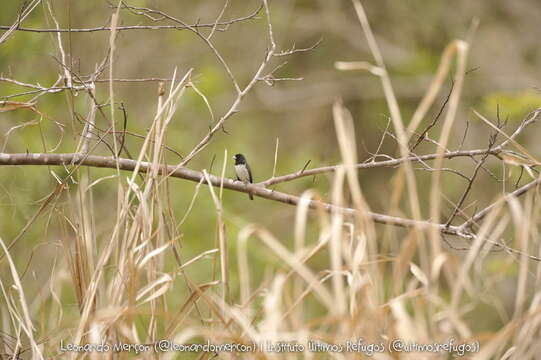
[
  {"left": 410, "top": 81, "right": 454, "bottom": 151},
  {"left": 459, "top": 175, "right": 541, "bottom": 232},
  {"left": 0, "top": 3, "right": 263, "bottom": 33},
  {"left": 446, "top": 139, "right": 495, "bottom": 226}
]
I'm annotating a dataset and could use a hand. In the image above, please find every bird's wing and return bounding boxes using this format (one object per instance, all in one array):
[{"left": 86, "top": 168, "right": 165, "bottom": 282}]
[{"left": 246, "top": 163, "right": 253, "bottom": 183}]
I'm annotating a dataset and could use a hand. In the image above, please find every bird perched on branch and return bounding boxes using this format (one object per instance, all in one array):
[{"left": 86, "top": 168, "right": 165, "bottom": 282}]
[{"left": 233, "top": 153, "right": 254, "bottom": 200}]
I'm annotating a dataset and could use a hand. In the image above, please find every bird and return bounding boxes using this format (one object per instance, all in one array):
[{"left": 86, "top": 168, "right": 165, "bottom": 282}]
[{"left": 233, "top": 153, "right": 254, "bottom": 200}]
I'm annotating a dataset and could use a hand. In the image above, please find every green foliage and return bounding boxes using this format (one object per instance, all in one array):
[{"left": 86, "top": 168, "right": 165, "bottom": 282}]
[
  {"left": 481, "top": 91, "right": 541, "bottom": 122},
  {"left": 396, "top": 48, "right": 440, "bottom": 76},
  {"left": 2, "top": 1, "right": 541, "bottom": 358}
]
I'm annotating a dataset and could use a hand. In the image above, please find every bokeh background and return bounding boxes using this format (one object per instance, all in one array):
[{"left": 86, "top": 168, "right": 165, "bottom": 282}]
[{"left": 1, "top": 0, "right": 541, "bottom": 353}]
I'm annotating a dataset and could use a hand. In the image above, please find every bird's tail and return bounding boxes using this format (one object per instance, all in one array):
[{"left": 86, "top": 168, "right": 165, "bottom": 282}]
[{"left": 249, "top": 192, "right": 254, "bottom": 200}]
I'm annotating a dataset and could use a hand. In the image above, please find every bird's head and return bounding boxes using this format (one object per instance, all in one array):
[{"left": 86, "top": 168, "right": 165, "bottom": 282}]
[{"left": 233, "top": 153, "right": 246, "bottom": 165}]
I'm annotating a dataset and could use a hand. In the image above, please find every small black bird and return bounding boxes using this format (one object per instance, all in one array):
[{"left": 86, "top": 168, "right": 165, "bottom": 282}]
[{"left": 233, "top": 153, "right": 254, "bottom": 200}]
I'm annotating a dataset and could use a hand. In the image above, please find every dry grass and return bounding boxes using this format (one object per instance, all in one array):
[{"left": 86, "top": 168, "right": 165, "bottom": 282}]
[{"left": 1, "top": 1, "right": 541, "bottom": 360}]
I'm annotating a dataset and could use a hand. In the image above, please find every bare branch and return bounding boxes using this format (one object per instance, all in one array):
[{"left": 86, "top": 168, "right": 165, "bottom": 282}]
[
  {"left": 499, "top": 107, "right": 541, "bottom": 149},
  {"left": 274, "top": 38, "right": 323, "bottom": 57},
  {"left": 0, "top": 0, "right": 42, "bottom": 45},
  {"left": 261, "top": 147, "right": 503, "bottom": 187},
  {"left": 0, "top": 3, "right": 263, "bottom": 33},
  {"left": 459, "top": 175, "right": 541, "bottom": 232},
  {"left": 0, "top": 151, "right": 470, "bottom": 239},
  {"left": 446, "top": 140, "right": 495, "bottom": 226}
]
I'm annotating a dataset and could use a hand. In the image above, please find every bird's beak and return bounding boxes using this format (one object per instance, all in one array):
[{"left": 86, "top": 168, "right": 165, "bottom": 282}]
[{"left": 232, "top": 155, "right": 236, "bottom": 160}]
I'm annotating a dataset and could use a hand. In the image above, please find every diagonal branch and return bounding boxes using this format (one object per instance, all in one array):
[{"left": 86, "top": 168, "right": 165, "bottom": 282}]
[
  {"left": 0, "top": 152, "right": 468, "bottom": 238},
  {"left": 261, "top": 147, "right": 503, "bottom": 187},
  {"left": 459, "top": 175, "right": 541, "bottom": 232}
]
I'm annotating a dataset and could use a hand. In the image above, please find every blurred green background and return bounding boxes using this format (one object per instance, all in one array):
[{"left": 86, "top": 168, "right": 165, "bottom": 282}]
[{"left": 1, "top": 0, "right": 541, "bottom": 339}]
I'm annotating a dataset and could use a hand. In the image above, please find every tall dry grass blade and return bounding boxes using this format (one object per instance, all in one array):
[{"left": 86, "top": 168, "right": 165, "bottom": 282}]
[
  {"left": 407, "top": 41, "right": 466, "bottom": 136},
  {"left": 237, "top": 228, "right": 252, "bottom": 307},
  {"left": 451, "top": 205, "right": 505, "bottom": 334},
  {"left": 329, "top": 165, "right": 347, "bottom": 317},
  {"left": 332, "top": 101, "right": 365, "bottom": 210},
  {"left": 473, "top": 109, "right": 540, "bottom": 165},
  {"left": 219, "top": 149, "right": 228, "bottom": 200},
  {"left": 292, "top": 190, "right": 325, "bottom": 325},
  {"left": 138, "top": 69, "right": 192, "bottom": 184},
  {"left": 389, "top": 297, "right": 418, "bottom": 342},
  {"left": 350, "top": 0, "right": 427, "bottom": 278},
  {"left": 507, "top": 194, "right": 532, "bottom": 320},
  {"left": 46, "top": 1, "right": 72, "bottom": 89},
  {"left": 0, "top": 236, "right": 44, "bottom": 360},
  {"left": 333, "top": 100, "right": 380, "bottom": 307},
  {"left": 272, "top": 137, "right": 279, "bottom": 179},
  {"left": 108, "top": 4, "right": 121, "bottom": 163},
  {"left": 164, "top": 282, "right": 216, "bottom": 337},
  {"left": 239, "top": 225, "right": 334, "bottom": 311},
  {"left": 203, "top": 170, "right": 230, "bottom": 305},
  {"left": 350, "top": 0, "right": 422, "bottom": 207},
  {"left": 178, "top": 177, "right": 205, "bottom": 227},
  {"left": 260, "top": 274, "right": 287, "bottom": 347},
  {"left": 428, "top": 39, "right": 469, "bottom": 259}
]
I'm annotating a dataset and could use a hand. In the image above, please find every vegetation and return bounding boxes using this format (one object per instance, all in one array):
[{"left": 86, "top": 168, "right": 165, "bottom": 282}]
[{"left": 1, "top": 1, "right": 541, "bottom": 359}]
